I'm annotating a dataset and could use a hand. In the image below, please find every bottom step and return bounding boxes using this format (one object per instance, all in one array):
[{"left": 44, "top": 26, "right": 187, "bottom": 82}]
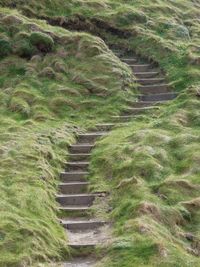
[
  {"left": 67, "top": 225, "right": 110, "bottom": 248},
  {"left": 64, "top": 257, "right": 96, "bottom": 267},
  {"left": 69, "top": 244, "right": 97, "bottom": 249}
]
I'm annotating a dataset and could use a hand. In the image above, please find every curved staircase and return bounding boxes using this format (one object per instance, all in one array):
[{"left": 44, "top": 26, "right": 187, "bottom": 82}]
[{"left": 59, "top": 48, "right": 177, "bottom": 266}]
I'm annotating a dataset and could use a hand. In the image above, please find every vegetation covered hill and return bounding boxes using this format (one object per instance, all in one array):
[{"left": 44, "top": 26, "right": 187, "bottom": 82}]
[
  {"left": 0, "top": 7, "right": 134, "bottom": 267},
  {"left": 0, "top": 0, "right": 200, "bottom": 266}
]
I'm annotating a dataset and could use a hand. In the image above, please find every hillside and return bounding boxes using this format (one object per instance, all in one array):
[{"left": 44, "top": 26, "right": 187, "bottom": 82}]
[{"left": 0, "top": 1, "right": 200, "bottom": 267}]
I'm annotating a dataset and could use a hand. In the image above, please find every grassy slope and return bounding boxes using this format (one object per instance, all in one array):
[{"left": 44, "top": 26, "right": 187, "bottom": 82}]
[
  {"left": 86, "top": 1, "right": 200, "bottom": 266},
  {"left": 0, "top": 0, "right": 200, "bottom": 266},
  {"left": 0, "top": 7, "right": 134, "bottom": 267},
  {"left": 1, "top": 0, "right": 199, "bottom": 87},
  {"left": 91, "top": 88, "right": 200, "bottom": 267}
]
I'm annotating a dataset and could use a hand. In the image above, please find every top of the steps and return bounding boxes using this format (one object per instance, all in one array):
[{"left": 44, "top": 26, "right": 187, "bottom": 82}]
[{"left": 64, "top": 258, "right": 96, "bottom": 267}]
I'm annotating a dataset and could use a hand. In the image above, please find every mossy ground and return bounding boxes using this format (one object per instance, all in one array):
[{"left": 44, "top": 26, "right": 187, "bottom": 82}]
[
  {"left": 0, "top": 0, "right": 200, "bottom": 266},
  {"left": 91, "top": 86, "right": 200, "bottom": 267},
  {"left": 0, "top": 7, "right": 134, "bottom": 267}
]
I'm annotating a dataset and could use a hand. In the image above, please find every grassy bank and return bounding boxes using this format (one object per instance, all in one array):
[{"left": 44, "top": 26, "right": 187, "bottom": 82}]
[
  {"left": 1, "top": 0, "right": 199, "bottom": 89},
  {"left": 0, "top": 8, "right": 134, "bottom": 266},
  {"left": 0, "top": 0, "right": 200, "bottom": 266},
  {"left": 91, "top": 85, "right": 200, "bottom": 266}
]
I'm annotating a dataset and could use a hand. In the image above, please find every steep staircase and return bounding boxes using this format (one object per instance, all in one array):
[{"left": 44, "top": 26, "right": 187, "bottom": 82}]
[{"left": 59, "top": 48, "right": 177, "bottom": 266}]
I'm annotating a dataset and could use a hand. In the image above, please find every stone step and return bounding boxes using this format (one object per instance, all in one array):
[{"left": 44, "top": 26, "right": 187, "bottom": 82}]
[
  {"left": 95, "top": 123, "right": 115, "bottom": 131},
  {"left": 59, "top": 205, "right": 91, "bottom": 211},
  {"left": 139, "top": 92, "right": 178, "bottom": 102},
  {"left": 59, "top": 182, "right": 89, "bottom": 194},
  {"left": 57, "top": 194, "right": 96, "bottom": 206},
  {"left": 138, "top": 84, "right": 169, "bottom": 94},
  {"left": 134, "top": 72, "right": 159, "bottom": 78},
  {"left": 122, "top": 58, "right": 137, "bottom": 64},
  {"left": 137, "top": 78, "right": 165, "bottom": 85},
  {"left": 69, "top": 153, "right": 91, "bottom": 161},
  {"left": 69, "top": 244, "right": 97, "bottom": 249},
  {"left": 67, "top": 225, "right": 109, "bottom": 248},
  {"left": 64, "top": 257, "right": 96, "bottom": 267},
  {"left": 69, "top": 144, "right": 94, "bottom": 154},
  {"left": 112, "top": 115, "right": 138, "bottom": 122},
  {"left": 61, "top": 219, "right": 106, "bottom": 230},
  {"left": 123, "top": 106, "right": 159, "bottom": 115},
  {"left": 130, "top": 64, "right": 151, "bottom": 72},
  {"left": 65, "top": 162, "right": 90, "bottom": 171},
  {"left": 60, "top": 171, "right": 88, "bottom": 182},
  {"left": 78, "top": 132, "right": 107, "bottom": 143},
  {"left": 127, "top": 101, "right": 161, "bottom": 108}
]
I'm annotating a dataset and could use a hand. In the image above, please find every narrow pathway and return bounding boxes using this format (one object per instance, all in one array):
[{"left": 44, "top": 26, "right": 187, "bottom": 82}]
[{"left": 57, "top": 48, "right": 177, "bottom": 266}]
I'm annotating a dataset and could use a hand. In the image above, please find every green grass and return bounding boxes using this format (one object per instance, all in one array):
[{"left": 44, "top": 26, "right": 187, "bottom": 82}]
[
  {"left": 0, "top": 8, "right": 134, "bottom": 267},
  {"left": 90, "top": 87, "right": 200, "bottom": 266},
  {"left": 1, "top": 0, "right": 199, "bottom": 88},
  {"left": 0, "top": 0, "right": 200, "bottom": 266}
]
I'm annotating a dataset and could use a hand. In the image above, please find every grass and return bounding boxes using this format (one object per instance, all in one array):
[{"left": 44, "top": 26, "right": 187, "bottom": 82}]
[
  {"left": 2, "top": 0, "right": 199, "bottom": 91},
  {"left": 90, "top": 87, "right": 200, "bottom": 266},
  {"left": 0, "top": 7, "right": 134, "bottom": 267},
  {"left": 0, "top": 0, "right": 200, "bottom": 266}
]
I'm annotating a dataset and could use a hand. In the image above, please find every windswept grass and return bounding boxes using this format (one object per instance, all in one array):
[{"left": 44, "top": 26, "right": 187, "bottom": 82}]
[
  {"left": 0, "top": 8, "right": 134, "bottom": 267},
  {"left": 0, "top": 0, "right": 200, "bottom": 266},
  {"left": 1, "top": 0, "right": 200, "bottom": 90},
  {"left": 90, "top": 85, "right": 200, "bottom": 267}
]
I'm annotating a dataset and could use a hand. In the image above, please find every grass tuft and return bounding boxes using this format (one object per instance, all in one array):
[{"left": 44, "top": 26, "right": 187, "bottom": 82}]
[{"left": 29, "top": 31, "right": 54, "bottom": 53}]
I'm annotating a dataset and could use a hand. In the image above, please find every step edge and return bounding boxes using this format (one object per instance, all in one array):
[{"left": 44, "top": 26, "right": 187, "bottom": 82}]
[
  {"left": 65, "top": 162, "right": 90, "bottom": 164},
  {"left": 78, "top": 132, "right": 107, "bottom": 136},
  {"left": 59, "top": 182, "right": 90, "bottom": 185},
  {"left": 59, "top": 206, "right": 91, "bottom": 210},
  {"left": 134, "top": 71, "right": 158, "bottom": 74},
  {"left": 70, "top": 144, "right": 95, "bottom": 147},
  {"left": 56, "top": 193, "right": 99, "bottom": 197},
  {"left": 137, "top": 92, "right": 178, "bottom": 96},
  {"left": 125, "top": 106, "right": 159, "bottom": 110},
  {"left": 61, "top": 220, "right": 107, "bottom": 224},
  {"left": 61, "top": 171, "right": 89, "bottom": 174},
  {"left": 139, "top": 84, "right": 169, "bottom": 88}
]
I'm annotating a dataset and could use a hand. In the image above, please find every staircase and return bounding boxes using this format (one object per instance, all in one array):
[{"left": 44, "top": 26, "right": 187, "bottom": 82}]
[{"left": 60, "top": 48, "right": 177, "bottom": 266}]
